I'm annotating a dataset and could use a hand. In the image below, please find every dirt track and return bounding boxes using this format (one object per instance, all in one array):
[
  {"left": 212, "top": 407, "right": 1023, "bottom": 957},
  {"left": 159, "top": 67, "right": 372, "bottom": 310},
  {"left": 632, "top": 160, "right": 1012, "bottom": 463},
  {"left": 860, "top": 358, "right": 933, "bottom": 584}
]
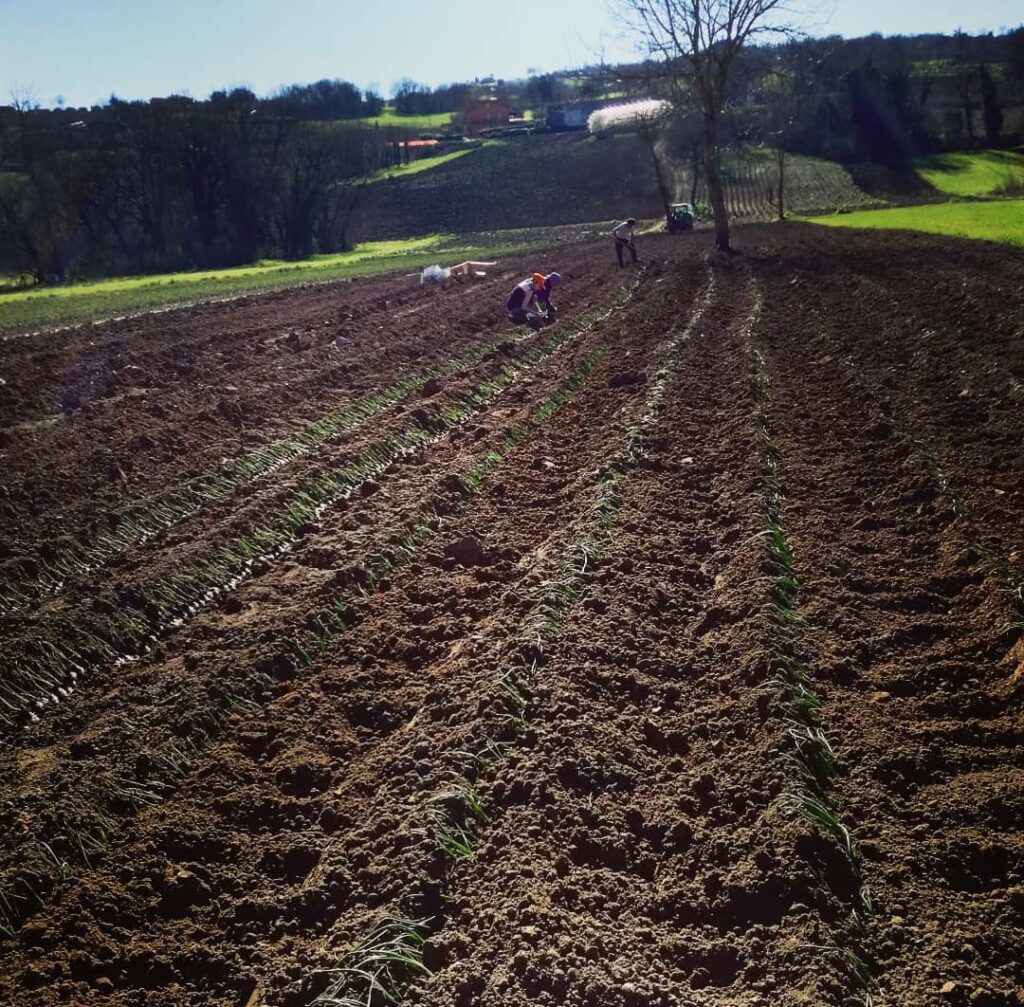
[{"left": 1, "top": 226, "right": 1022, "bottom": 1007}]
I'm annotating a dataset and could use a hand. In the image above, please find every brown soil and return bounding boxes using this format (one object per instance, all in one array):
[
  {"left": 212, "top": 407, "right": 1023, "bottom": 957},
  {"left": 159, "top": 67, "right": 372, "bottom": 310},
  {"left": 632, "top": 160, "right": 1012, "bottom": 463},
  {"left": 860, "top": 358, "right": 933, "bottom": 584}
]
[{"left": 0, "top": 226, "right": 1022, "bottom": 1007}]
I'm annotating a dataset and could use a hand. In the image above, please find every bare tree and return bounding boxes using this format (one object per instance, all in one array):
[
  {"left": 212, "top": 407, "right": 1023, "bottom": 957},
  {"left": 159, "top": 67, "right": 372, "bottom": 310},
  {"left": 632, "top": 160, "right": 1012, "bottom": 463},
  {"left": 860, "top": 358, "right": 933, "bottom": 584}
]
[
  {"left": 618, "top": 0, "right": 799, "bottom": 251},
  {"left": 952, "top": 68, "right": 976, "bottom": 143},
  {"left": 635, "top": 108, "right": 674, "bottom": 222},
  {"left": 758, "top": 52, "right": 805, "bottom": 221},
  {"left": 0, "top": 95, "right": 79, "bottom": 282}
]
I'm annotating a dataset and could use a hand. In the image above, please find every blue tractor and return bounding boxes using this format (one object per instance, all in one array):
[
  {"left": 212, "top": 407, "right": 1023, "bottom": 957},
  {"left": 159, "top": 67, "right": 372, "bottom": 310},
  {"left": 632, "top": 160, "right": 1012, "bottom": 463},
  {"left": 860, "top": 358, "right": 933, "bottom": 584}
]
[{"left": 666, "top": 202, "right": 695, "bottom": 233}]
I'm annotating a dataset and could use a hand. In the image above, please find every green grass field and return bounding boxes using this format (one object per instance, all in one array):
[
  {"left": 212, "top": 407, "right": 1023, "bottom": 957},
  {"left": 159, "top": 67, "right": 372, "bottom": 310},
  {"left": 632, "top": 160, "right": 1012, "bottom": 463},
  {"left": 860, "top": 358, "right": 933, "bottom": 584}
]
[
  {"left": 910, "top": 59, "right": 1005, "bottom": 79},
  {"left": 316, "top": 105, "right": 456, "bottom": 132},
  {"left": 0, "top": 235, "right": 513, "bottom": 333},
  {"left": 914, "top": 149, "right": 1024, "bottom": 197},
  {"left": 361, "top": 105, "right": 454, "bottom": 129},
  {"left": 806, "top": 198, "right": 1024, "bottom": 247},
  {"left": 364, "top": 144, "right": 490, "bottom": 185}
]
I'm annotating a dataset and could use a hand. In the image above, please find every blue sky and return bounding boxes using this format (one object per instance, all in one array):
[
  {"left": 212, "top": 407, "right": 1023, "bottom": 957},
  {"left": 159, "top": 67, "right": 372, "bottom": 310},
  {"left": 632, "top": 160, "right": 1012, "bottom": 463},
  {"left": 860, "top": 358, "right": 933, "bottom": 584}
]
[{"left": 4, "top": 0, "right": 1022, "bottom": 108}]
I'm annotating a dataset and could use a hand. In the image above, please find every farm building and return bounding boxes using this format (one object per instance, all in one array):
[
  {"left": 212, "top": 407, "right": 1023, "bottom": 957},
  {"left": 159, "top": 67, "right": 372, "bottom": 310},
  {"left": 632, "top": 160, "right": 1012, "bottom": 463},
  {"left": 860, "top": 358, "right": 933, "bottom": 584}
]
[
  {"left": 464, "top": 99, "right": 510, "bottom": 135},
  {"left": 546, "top": 100, "right": 612, "bottom": 130}
]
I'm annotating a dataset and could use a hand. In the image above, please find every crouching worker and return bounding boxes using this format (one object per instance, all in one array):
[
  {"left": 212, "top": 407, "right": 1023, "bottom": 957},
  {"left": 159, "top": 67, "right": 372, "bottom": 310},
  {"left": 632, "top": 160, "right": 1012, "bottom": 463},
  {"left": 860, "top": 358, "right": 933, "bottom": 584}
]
[{"left": 506, "top": 272, "right": 560, "bottom": 330}]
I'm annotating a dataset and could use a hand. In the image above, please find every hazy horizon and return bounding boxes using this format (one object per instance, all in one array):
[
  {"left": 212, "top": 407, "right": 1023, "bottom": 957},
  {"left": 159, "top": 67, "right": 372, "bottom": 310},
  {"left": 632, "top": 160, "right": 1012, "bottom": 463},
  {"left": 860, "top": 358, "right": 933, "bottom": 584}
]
[{"left": 6, "top": 0, "right": 1023, "bottom": 109}]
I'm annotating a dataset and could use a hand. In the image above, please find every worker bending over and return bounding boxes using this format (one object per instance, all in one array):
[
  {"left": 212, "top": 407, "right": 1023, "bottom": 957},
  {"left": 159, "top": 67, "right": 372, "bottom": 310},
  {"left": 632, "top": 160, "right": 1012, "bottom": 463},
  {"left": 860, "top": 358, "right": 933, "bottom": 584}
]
[
  {"left": 613, "top": 218, "right": 638, "bottom": 267},
  {"left": 506, "top": 272, "right": 560, "bottom": 330}
]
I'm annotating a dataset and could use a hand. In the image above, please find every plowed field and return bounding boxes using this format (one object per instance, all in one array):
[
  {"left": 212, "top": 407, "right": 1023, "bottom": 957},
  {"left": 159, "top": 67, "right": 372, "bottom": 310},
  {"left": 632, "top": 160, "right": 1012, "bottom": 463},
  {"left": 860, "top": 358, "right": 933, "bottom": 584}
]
[{"left": 1, "top": 226, "right": 1022, "bottom": 1007}]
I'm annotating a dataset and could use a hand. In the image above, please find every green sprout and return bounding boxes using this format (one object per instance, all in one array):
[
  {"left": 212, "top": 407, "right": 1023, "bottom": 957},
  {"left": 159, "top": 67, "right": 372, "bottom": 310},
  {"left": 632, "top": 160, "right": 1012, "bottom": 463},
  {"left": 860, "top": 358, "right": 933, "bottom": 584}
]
[{"left": 313, "top": 914, "right": 432, "bottom": 1007}]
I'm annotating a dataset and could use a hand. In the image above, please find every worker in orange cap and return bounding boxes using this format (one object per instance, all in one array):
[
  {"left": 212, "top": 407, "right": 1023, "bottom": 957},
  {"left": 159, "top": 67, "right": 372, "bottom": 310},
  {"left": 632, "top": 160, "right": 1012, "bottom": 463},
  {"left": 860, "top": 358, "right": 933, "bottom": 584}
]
[{"left": 506, "top": 272, "right": 560, "bottom": 330}]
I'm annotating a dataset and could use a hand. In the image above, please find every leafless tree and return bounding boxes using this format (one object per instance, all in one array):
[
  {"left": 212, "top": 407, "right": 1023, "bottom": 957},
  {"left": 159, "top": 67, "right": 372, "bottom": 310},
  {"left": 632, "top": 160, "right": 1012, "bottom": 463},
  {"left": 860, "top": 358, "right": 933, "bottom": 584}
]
[
  {"left": 952, "top": 68, "right": 976, "bottom": 142},
  {"left": 635, "top": 107, "right": 674, "bottom": 222},
  {"left": 758, "top": 52, "right": 805, "bottom": 221},
  {"left": 617, "top": 0, "right": 800, "bottom": 251}
]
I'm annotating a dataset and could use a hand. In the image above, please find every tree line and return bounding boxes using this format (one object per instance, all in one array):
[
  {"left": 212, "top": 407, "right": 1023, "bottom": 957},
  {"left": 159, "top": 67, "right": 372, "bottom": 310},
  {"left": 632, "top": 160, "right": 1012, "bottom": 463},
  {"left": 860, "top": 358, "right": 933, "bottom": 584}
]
[
  {"left": 637, "top": 26, "right": 1024, "bottom": 168},
  {"left": 755, "top": 30, "right": 1021, "bottom": 164},
  {"left": 392, "top": 79, "right": 473, "bottom": 116},
  {"left": 618, "top": 3, "right": 1023, "bottom": 249},
  {"left": 0, "top": 83, "right": 407, "bottom": 283}
]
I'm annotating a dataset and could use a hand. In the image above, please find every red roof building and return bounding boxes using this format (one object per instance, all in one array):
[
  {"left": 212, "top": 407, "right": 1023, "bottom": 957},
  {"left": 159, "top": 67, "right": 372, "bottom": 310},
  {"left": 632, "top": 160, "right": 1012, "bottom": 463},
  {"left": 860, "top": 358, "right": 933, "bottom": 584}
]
[{"left": 464, "top": 99, "right": 510, "bottom": 135}]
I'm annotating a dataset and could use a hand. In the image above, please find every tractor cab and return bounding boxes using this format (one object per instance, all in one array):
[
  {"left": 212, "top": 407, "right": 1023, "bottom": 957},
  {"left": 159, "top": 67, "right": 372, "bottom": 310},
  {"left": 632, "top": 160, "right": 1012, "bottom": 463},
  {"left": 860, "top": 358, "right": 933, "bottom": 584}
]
[{"left": 667, "top": 202, "right": 695, "bottom": 233}]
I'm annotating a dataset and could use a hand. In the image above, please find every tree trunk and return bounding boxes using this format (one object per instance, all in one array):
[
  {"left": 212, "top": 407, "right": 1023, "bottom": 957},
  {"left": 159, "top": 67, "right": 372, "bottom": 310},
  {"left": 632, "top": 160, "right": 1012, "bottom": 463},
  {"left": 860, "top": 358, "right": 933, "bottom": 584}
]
[
  {"left": 649, "top": 142, "right": 672, "bottom": 222},
  {"left": 955, "top": 74, "right": 975, "bottom": 141},
  {"left": 690, "top": 141, "right": 701, "bottom": 206},
  {"left": 703, "top": 113, "right": 730, "bottom": 252},
  {"left": 777, "top": 149, "right": 785, "bottom": 221}
]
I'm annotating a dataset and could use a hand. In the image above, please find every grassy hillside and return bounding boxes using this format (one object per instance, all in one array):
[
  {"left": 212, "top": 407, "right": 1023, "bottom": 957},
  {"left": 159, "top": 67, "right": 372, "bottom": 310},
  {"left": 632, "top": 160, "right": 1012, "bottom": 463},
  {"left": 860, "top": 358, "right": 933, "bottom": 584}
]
[
  {"left": 363, "top": 146, "right": 483, "bottom": 184},
  {"left": 914, "top": 149, "right": 1024, "bottom": 196},
  {"left": 351, "top": 105, "right": 454, "bottom": 129},
  {"left": 0, "top": 236, "right": 500, "bottom": 333},
  {"left": 806, "top": 198, "right": 1024, "bottom": 247}
]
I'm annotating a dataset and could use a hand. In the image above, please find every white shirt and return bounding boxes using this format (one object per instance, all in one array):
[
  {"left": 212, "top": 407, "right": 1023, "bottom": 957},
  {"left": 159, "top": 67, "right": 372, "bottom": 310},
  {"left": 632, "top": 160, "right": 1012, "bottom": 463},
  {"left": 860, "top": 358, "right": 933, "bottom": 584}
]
[
  {"left": 613, "top": 221, "right": 634, "bottom": 240},
  {"left": 512, "top": 276, "right": 545, "bottom": 312}
]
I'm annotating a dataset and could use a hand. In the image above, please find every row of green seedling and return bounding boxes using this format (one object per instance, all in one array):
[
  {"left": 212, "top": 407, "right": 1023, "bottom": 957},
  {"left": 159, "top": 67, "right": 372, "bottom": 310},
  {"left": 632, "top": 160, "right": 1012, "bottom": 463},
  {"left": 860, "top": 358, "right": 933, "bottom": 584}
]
[
  {"left": 305, "top": 313, "right": 647, "bottom": 1006},
  {"left": 0, "top": 329, "right": 526, "bottom": 617},
  {"left": 289, "top": 337, "right": 616, "bottom": 667},
  {"left": 349, "top": 289, "right": 714, "bottom": 991},
  {"left": 391, "top": 272, "right": 712, "bottom": 860},
  {"left": 308, "top": 273, "right": 711, "bottom": 1007},
  {"left": 4, "top": 275, "right": 644, "bottom": 616},
  {"left": 746, "top": 304, "right": 875, "bottom": 1006},
  {"left": 306, "top": 405, "right": 619, "bottom": 1006},
  {"left": 311, "top": 913, "right": 434, "bottom": 1007},
  {"left": 622, "top": 267, "right": 716, "bottom": 465},
  {"left": 289, "top": 310, "right": 639, "bottom": 1004},
  {"left": 1, "top": 280, "right": 643, "bottom": 731},
  {"left": 486, "top": 276, "right": 714, "bottom": 738},
  {"left": 294, "top": 263, "right": 715, "bottom": 668},
  {"left": 0, "top": 810, "right": 116, "bottom": 940}
]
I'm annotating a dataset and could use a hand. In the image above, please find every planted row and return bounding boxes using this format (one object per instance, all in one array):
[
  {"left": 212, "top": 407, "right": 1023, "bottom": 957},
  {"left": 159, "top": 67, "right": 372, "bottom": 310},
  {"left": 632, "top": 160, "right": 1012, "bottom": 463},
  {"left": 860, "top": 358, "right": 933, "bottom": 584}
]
[
  {"left": 745, "top": 298, "right": 876, "bottom": 1006},
  {"left": 0, "top": 332, "right": 517, "bottom": 616},
  {"left": 0, "top": 685, "right": 267, "bottom": 939},
  {"left": 288, "top": 335, "right": 618, "bottom": 667},
  {"left": 306, "top": 269, "right": 713, "bottom": 1007}
]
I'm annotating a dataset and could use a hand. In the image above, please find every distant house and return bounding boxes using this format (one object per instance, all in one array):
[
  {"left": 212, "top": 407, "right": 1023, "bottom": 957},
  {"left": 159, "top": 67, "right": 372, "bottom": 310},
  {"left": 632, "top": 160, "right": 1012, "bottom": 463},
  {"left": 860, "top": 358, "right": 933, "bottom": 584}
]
[
  {"left": 390, "top": 138, "right": 440, "bottom": 163},
  {"left": 546, "top": 100, "right": 610, "bottom": 131},
  {"left": 464, "top": 99, "right": 510, "bottom": 136}
]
